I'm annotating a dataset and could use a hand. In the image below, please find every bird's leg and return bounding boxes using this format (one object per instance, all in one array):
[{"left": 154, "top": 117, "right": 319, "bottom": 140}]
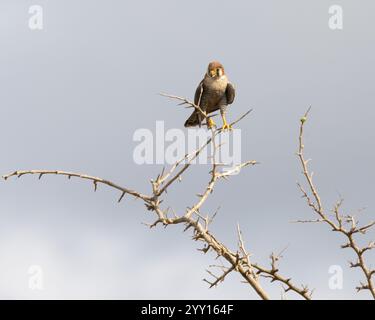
[
  {"left": 207, "top": 117, "right": 216, "bottom": 129},
  {"left": 221, "top": 112, "right": 232, "bottom": 131}
]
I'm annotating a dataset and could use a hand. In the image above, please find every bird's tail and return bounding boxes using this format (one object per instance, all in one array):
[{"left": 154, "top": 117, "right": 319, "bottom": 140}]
[{"left": 184, "top": 112, "right": 201, "bottom": 127}]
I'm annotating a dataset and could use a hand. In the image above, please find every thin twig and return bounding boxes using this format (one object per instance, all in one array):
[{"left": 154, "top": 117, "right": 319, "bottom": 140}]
[{"left": 297, "top": 109, "right": 375, "bottom": 299}]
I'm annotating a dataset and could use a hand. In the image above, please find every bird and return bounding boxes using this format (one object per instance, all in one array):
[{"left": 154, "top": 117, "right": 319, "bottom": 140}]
[{"left": 184, "top": 61, "right": 235, "bottom": 130}]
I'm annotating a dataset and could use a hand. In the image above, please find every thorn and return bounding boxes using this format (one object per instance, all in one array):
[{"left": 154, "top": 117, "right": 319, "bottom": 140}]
[
  {"left": 341, "top": 243, "right": 350, "bottom": 249},
  {"left": 118, "top": 191, "right": 126, "bottom": 203}
]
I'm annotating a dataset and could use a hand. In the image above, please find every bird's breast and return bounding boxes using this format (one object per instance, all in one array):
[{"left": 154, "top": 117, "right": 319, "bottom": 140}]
[
  {"left": 204, "top": 77, "right": 228, "bottom": 96},
  {"left": 199, "top": 76, "right": 229, "bottom": 112}
]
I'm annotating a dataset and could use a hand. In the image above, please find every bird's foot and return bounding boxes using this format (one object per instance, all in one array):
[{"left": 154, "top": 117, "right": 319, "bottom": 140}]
[
  {"left": 220, "top": 114, "right": 232, "bottom": 131},
  {"left": 207, "top": 118, "right": 216, "bottom": 129},
  {"left": 222, "top": 122, "right": 233, "bottom": 131}
]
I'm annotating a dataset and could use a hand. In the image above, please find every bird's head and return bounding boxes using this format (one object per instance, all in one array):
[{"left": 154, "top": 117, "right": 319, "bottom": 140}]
[{"left": 207, "top": 61, "right": 225, "bottom": 78}]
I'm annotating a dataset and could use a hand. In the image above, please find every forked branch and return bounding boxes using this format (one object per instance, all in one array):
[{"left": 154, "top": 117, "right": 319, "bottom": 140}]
[
  {"left": 2, "top": 95, "right": 312, "bottom": 300},
  {"left": 297, "top": 109, "right": 375, "bottom": 299}
]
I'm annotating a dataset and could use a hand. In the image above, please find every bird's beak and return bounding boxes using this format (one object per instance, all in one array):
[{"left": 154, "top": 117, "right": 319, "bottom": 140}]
[{"left": 209, "top": 69, "right": 216, "bottom": 77}]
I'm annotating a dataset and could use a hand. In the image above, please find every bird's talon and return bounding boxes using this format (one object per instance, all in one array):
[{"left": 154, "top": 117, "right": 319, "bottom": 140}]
[
  {"left": 222, "top": 123, "right": 233, "bottom": 131},
  {"left": 207, "top": 118, "right": 216, "bottom": 129}
]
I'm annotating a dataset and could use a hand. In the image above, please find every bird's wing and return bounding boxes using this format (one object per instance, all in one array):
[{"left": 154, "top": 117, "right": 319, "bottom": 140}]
[
  {"left": 194, "top": 80, "right": 204, "bottom": 107},
  {"left": 192, "top": 80, "right": 205, "bottom": 127},
  {"left": 225, "top": 82, "right": 235, "bottom": 105}
]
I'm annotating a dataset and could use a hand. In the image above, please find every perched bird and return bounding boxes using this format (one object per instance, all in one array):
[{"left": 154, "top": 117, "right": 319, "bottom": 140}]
[{"left": 184, "top": 61, "right": 235, "bottom": 130}]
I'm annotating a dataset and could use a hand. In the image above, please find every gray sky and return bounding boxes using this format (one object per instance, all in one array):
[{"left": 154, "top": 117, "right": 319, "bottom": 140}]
[{"left": 0, "top": 0, "right": 374, "bottom": 299}]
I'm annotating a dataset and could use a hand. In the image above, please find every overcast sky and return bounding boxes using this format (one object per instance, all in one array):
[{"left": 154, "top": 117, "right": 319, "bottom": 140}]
[{"left": 0, "top": 0, "right": 374, "bottom": 299}]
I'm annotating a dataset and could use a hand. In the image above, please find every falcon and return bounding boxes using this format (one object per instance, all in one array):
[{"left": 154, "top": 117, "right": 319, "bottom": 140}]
[{"left": 184, "top": 61, "right": 235, "bottom": 130}]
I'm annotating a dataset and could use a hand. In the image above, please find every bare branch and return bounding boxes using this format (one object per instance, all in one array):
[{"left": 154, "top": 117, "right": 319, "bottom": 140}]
[
  {"left": 2, "top": 95, "right": 320, "bottom": 300},
  {"left": 252, "top": 251, "right": 313, "bottom": 300},
  {"left": 204, "top": 265, "right": 236, "bottom": 288},
  {"left": 2, "top": 170, "right": 152, "bottom": 202},
  {"left": 296, "top": 110, "right": 375, "bottom": 299},
  {"left": 160, "top": 92, "right": 207, "bottom": 120}
]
